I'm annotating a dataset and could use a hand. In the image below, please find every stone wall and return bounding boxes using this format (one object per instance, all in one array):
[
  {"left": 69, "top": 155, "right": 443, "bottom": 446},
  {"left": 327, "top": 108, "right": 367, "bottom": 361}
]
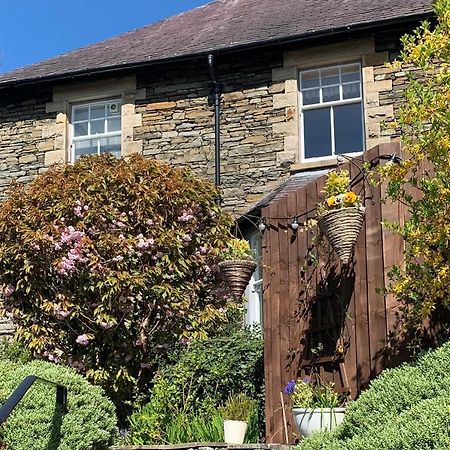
[
  {"left": 135, "top": 50, "right": 286, "bottom": 215},
  {"left": 0, "top": 34, "right": 412, "bottom": 215},
  {"left": 0, "top": 86, "right": 54, "bottom": 199}
]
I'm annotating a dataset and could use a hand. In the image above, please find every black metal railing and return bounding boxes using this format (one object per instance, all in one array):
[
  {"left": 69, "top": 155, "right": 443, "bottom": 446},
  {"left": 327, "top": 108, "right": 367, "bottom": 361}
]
[{"left": 0, "top": 375, "right": 67, "bottom": 424}]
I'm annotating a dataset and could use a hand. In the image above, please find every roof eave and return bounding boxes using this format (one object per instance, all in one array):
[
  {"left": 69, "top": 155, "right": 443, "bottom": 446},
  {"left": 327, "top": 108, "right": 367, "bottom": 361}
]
[{"left": 0, "top": 11, "right": 434, "bottom": 90}]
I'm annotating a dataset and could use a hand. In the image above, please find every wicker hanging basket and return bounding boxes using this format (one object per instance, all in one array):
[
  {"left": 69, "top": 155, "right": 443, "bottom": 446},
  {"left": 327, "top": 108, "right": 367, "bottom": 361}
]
[
  {"left": 318, "top": 207, "right": 365, "bottom": 265},
  {"left": 219, "top": 259, "right": 257, "bottom": 300}
]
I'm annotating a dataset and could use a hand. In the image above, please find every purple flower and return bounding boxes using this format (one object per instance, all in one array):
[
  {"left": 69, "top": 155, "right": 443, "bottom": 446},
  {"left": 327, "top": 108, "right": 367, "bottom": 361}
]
[
  {"left": 74, "top": 205, "right": 83, "bottom": 217},
  {"left": 75, "top": 334, "right": 90, "bottom": 346},
  {"left": 3, "top": 284, "right": 15, "bottom": 298},
  {"left": 178, "top": 211, "right": 194, "bottom": 222},
  {"left": 100, "top": 321, "right": 114, "bottom": 330},
  {"left": 303, "top": 375, "right": 312, "bottom": 384},
  {"left": 284, "top": 379, "right": 296, "bottom": 395}
]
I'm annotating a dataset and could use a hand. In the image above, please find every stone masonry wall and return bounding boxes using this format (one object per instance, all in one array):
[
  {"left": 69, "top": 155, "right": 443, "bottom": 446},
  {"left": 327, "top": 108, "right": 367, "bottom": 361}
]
[
  {"left": 135, "top": 50, "right": 286, "bottom": 215},
  {"left": 0, "top": 35, "right": 413, "bottom": 215},
  {"left": 0, "top": 86, "right": 55, "bottom": 198}
]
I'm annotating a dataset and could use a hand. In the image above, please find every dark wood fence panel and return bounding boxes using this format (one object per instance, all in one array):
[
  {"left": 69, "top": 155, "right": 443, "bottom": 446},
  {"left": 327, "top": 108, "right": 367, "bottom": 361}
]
[{"left": 262, "top": 143, "right": 405, "bottom": 443}]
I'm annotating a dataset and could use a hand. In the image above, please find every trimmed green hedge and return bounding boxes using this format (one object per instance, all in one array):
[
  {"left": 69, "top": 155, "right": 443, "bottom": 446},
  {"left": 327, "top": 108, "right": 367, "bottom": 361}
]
[
  {"left": 299, "top": 342, "right": 450, "bottom": 450},
  {"left": 0, "top": 358, "right": 118, "bottom": 450}
]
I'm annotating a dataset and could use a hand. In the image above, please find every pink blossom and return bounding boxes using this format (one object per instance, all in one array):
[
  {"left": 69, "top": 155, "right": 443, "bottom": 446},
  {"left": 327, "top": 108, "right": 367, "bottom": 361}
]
[
  {"left": 57, "top": 257, "right": 76, "bottom": 276},
  {"left": 3, "top": 284, "right": 15, "bottom": 298},
  {"left": 137, "top": 237, "right": 155, "bottom": 250},
  {"left": 75, "top": 334, "right": 90, "bottom": 346},
  {"left": 181, "top": 234, "right": 192, "bottom": 243},
  {"left": 113, "top": 255, "right": 124, "bottom": 262},
  {"left": 178, "top": 211, "right": 194, "bottom": 222},
  {"left": 83, "top": 205, "right": 89, "bottom": 211},
  {"left": 199, "top": 246, "right": 208, "bottom": 255},
  {"left": 100, "top": 321, "right": 114, "bottom": 330},
  {"left": 60, "top": 228, "right": 85, "bottom": 245},
  {"left": 54, "top": 305, "right": 70, "bottom": 320},
  {"left": 74, "top": 206, "right": 83, "bottom": 217}
]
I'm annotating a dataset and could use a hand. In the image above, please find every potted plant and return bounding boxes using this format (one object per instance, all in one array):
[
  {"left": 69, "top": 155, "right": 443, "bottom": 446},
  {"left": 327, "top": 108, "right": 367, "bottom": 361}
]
[
  {"left": 285, "top": 376, "right": 346, "bottom": 438},
  {"left": 317, "top": 170, "right": 365, "bottom": 264},
  {"left": 219, "top": 393, "right": 257, "bottom": 444},
  {"left": 218, "top": 238, "right": 257, "bottom": 299}
]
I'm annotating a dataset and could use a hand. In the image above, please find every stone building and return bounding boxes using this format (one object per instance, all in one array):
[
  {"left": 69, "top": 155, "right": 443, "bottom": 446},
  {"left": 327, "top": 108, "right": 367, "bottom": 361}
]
[
  {"left": 0, "top": 0, "right": 434, "bottom": 442},
  {"left": 0, "top": 0, "right": 432, "bottom": 216}
]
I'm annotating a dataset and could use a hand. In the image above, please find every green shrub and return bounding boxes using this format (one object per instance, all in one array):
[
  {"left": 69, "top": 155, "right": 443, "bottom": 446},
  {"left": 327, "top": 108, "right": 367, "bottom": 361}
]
[
  {"left": 127, "top": 326, "right": 264, "bottom": 444},
  {"left": 220, "top": 393, "right": 257, "bottom": 422},
  {"left": 0, "top": 338, "right": 31, "bottom": 365},
  {"left": 298, "top": 341, "right": 450, "bottom": 450},
  {"left": 0, "top": 154, "right": 238, "bottom": 407},
  {"left": 0, "top": 359, "right": 117, "bottom": 450}
]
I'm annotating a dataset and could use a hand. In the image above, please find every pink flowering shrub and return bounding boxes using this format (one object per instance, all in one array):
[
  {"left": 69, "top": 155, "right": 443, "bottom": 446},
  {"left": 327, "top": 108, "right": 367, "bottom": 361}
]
[{"left": 0, "top": 154, "right": 236, "bottom": 403}]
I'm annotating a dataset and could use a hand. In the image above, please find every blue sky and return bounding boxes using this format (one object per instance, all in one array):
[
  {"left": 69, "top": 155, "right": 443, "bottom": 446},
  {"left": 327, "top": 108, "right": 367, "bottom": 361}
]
[{"left": 0, "top": 0, "right": 211, "bottom": 74}]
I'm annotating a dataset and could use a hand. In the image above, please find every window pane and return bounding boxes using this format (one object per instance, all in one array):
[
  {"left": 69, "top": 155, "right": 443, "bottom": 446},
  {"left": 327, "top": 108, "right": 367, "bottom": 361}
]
[
  {"left": 74, "top": 122, "right": 88, "bottom": 137},
  {"left": 334, "top": 103, "right": 364, "bottom": 154},
  {"left": 73, "top": 107, "right": 88, "bottom": 122},
  {"left": 323, "top": 85, "right": 340, "bottom": 102},
  {"left": 100, "top": 135, "right": 121, "bottom": 157},
  {"left": 107, "top": 117, "right": 121, "bottom": 132},
  {"left": 90, "top": 104, "right": 106, "bottom": 119},
  {"left": 304, "top": 108, "right": 332, "bottom": 159},
  {"left": 341, "top": 64, "right": 360, "bottom": 83},
  {"left": 321, "top": 67, "right": 339, "bottom": 86},
  {"left": 302, "top": 89, "right": 320, "bottom": 105},
  {"left": 90, "top": 119, "right": 105, "bottom": 135},
  {"left": 301, "top": 70, "right": 320, "bottom": 89},
  {"left": 74, "top": 139, "right": 98, "bottom": 159},
  {"left": 343, "top": 82, "right": 361, "bottom": 99}
]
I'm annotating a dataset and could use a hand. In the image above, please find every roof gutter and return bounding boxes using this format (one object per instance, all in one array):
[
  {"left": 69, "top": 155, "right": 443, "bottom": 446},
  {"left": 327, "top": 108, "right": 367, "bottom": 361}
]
[{"left": 0, "top": 11, "right": 434, "bottom": 90}]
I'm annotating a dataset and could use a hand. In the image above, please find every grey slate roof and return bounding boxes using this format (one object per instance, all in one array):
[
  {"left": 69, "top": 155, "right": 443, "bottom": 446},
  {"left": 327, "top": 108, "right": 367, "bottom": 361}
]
[
  {"left": 0, "top": 0, "right": 433, "bottom": 87},
  {"left": 246, "top": 169, "right": 330, "bottom": 216}
]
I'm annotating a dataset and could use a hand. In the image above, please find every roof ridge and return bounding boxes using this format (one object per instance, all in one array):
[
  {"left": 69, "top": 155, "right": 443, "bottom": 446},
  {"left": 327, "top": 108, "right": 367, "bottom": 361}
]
[{"left": 0, "top": 0, "right": 433, "bottom": 87}]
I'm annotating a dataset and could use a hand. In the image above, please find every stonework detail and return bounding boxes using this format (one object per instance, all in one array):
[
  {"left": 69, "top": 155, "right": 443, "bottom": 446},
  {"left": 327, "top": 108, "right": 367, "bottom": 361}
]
[
  {"left": 135, "top": 51, "right": 286, "bottom": 215},
  {"left": 0, "top": 38, "right": 408, "bottom": 213}
]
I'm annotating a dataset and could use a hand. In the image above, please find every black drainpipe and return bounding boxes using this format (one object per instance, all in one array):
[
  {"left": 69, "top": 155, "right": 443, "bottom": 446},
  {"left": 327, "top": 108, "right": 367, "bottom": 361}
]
[{"left": 207, "top": 54, "right": 222, "bottom": 203}]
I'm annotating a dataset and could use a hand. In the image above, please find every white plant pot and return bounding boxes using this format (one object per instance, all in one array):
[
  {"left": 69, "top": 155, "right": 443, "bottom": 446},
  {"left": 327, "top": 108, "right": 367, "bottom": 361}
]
[
  {"left": 223, "top": 419, "right": 248, "bottom": 444},
  {"left": 292, "top": 407, "right": 346, "bottom": 438}
]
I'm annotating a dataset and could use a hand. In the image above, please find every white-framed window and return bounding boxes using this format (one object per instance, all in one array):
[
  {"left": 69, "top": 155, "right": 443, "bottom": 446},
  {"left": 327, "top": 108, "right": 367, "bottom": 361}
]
[
  {"left": 70, "top": 99, "right": 122, "bottom": 162},
  {"left": 299, "top": 62, "right": 364, "bottom": 161},
  {"left": 244, "top": 231, "right": 263, "bottom": 330}
]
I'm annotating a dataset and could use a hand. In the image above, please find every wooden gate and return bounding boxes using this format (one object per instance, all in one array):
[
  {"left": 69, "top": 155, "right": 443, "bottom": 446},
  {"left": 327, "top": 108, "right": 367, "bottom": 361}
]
[{"left": 261, "top": 143, "right": 406, "bottom": 442}]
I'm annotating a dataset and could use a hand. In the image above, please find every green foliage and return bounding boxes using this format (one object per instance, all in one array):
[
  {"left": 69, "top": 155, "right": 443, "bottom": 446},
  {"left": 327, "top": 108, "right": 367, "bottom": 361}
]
[
  {"left": 298, "top": 341, "right": 450, "bottom": 450},
  {"left": 322, "top": 170, "right": 351, "bottom": 197},
  {"left": 127, "top": 327, "right": 264, "bottom": 444},
  {"left": 0, "top": 338, "right": 31, "bottom": 365},
  {"left": 379, "top": 0, "right": 450, "bottom": 334},
  {"left": 221, "top": 238, "right": 254, "bottom": 260},
  {"left": 0, "top": 357, "right": 117, "bottom": 450},
  {"left": 220, "top": 393, "right": 257, "bottom": 421},
  {"left": 0, "top": 154, "right": 238, "bottom": 406},
  {"left": 286, "top": 378, "right": 342, "bottom": 409}
]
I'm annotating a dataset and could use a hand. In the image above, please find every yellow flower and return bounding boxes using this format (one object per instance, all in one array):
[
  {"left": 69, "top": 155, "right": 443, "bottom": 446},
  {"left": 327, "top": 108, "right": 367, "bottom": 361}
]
[
  {"left": 343, "top": 191, "right": 357, "bottom": 205},
  {"left": 326, "top": 196, "right": 336, "bottom": 207}
]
